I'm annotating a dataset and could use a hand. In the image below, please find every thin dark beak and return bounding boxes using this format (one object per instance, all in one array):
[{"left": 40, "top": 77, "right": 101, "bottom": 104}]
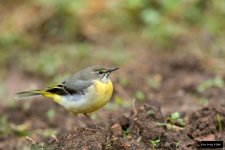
[{"left": 107, "top": 67, "right": 119, "bottom": 73}]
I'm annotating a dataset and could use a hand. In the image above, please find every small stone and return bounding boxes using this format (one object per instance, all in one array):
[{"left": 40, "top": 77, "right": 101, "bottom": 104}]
[{"left": 111, "top": 123, "right": 123, "bottom": 137}]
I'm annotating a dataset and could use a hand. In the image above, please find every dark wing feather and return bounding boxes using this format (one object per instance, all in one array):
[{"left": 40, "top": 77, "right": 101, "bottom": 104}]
[
  {"left": 45, "top": 86, "right": 68, "bottom": 96},
  {"left": 46, "top": 80, "right": 92, "bottom": 96},
  {"left": 46, "top": 68, "right": 93, "bottom": 96}
]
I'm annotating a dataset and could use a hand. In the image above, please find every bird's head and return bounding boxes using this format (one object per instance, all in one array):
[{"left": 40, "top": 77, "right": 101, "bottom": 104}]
[{"left": 89, "top": 65, "right": 119, "bottom": 82}]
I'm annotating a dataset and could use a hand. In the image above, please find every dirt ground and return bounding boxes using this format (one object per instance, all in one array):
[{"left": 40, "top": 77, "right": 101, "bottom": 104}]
[{"left": 0, "top": 51, "right": 225, "bottom": 150}]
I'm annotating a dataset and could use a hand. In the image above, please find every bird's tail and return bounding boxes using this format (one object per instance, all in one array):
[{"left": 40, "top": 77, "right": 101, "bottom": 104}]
[{"left": 14, "top": 90, "right": 43, "bottom": 100}]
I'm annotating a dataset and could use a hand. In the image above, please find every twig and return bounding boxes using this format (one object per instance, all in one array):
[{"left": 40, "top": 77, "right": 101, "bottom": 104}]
[
  {"left": 51, "top": 135, "right": 59, "bottom": 143},
  {"left": 26, "top": 136, "right": 36, "bottom": 144},
  {"left": 132, "top": 98, "right": 137, "bottom": 116}
]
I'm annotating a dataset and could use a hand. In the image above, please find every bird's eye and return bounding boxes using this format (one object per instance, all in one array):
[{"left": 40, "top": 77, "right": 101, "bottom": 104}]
[{"left": 98, "top": 71, "right": 103, "bottom": 74}]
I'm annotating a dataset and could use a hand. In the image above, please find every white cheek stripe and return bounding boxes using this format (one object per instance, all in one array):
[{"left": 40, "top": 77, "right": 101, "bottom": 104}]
[{"left": 101, "top": 73, "right": 110, "bottom": 83}]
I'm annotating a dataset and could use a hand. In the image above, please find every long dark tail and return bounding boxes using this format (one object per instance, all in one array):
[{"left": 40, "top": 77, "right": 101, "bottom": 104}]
[{"left": 14, "top": 90, "right": 43, "bottom": 100}]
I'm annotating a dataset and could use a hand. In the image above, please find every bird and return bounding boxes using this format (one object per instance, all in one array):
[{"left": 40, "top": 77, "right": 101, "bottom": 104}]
[{"left": 15, "top": 65, "right": 119, "bottom": 128}]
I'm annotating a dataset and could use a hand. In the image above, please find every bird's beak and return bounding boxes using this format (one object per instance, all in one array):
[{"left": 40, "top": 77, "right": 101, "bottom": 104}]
[{"left": 106, "top": 67, "right": 119, "bottom": 73}]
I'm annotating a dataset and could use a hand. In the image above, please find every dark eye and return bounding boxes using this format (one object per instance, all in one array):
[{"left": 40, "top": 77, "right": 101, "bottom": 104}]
[{"left": 98, "top": 71, "right": 103, "bottom": 74}]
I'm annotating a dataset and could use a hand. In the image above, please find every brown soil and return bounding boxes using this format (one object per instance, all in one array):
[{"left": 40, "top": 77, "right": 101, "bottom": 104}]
[{"left": 1, "top": 52, "right": 225, "bottom": 149}]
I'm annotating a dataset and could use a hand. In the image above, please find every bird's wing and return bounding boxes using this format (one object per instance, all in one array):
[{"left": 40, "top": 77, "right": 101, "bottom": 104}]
[
  {"left": 45, "top": 79, "right": 93, "bottom": 96},
  {"left": 45, "top": 68, "right": 93, "bottom": 96},
  {"left": 63, "top": 79, "right": 93, "bottom": 95}
]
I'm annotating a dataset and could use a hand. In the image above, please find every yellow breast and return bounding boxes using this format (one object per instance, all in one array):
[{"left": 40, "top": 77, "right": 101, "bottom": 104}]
[{"left": 86, "top": 79, "right": 113, "bottom": 113}]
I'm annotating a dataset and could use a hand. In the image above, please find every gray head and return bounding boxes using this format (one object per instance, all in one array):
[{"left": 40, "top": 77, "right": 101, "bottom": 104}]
[{"left": 77, "top": 65, "right": 119, "bottom": 82}]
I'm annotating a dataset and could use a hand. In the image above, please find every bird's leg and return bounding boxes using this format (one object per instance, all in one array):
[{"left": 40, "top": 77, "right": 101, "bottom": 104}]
[
  {"left": 83, "top": 113, "right": 105, "bottom": 131},
  {"left": 75, "top": 113, "right": 99, "bottom": 131},
  {"left": 83, "top": 113, "right": 97, "bottom": 127},
  {"left": 74, "top": 114, "right": 86, "bottom": 128}
]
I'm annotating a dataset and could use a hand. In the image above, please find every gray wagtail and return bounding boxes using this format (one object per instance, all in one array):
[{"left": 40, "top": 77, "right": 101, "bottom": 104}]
[{"left": 15, "top": 65, "right": 119, "bottom": 126}]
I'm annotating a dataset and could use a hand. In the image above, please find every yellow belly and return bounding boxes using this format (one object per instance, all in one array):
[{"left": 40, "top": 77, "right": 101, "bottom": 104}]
[
  {"left": 85, "top": 79, "right": 113, "bottom": 113},
  {"left": 42, "top": 79, "right": 113, "bottom": 114}
]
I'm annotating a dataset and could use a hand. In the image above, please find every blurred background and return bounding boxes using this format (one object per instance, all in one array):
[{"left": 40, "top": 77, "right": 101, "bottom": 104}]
[
  {"left": 1, "top": 0, "right": 225, "bottom": 103},
  {"left": 0, "top": 0, "right": 225, "bottom": 148}
]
